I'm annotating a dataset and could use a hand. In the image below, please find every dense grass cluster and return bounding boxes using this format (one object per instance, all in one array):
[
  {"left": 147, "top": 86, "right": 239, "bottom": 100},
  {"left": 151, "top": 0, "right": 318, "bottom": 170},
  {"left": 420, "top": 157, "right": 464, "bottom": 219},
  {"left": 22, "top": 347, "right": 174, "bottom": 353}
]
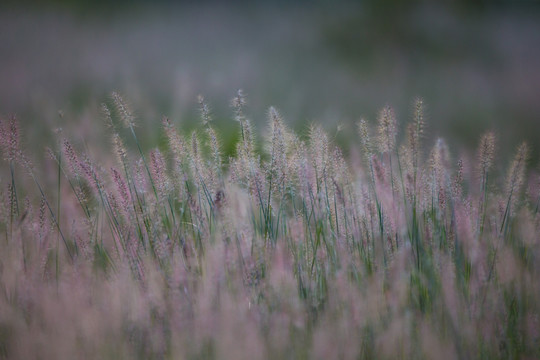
[{"left": 0, "top": 92, "right": 539, "bottom": 359}]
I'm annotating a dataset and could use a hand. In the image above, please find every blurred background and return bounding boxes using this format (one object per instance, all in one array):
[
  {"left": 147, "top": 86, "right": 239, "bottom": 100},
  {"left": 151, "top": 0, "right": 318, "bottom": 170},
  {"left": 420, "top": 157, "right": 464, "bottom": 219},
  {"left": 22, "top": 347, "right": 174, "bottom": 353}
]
[{"left": 1, "top": 0, "right": 540, "bottom": 161}]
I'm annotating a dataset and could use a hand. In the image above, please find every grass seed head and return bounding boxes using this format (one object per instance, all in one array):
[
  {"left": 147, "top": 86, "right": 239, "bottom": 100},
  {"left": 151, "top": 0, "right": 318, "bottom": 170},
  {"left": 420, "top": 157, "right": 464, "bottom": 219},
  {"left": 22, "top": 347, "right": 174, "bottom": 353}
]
[
  {"left": 357, "top": 118, "right": 373, "bottom": 158},
  {"left": 477, "top": 131, "right": 496, "bottom": 177},
  {"left": 232, "top": 89, "right": 247, "bottom": 122},
  {"left": 377, "top": 105, "right": 397, "bottom": 154},
  {"left": 101, "top": 103, "right": 114, "bottom": 129},
  {"left": 150, "top": 148, "right": 171, "bottom": 200},
  {"left": 111, "top": 167, "right": 131, "bottom": 213},
  {"left": 0, "top": 115, "right": 20, "bottom": 163},
  {"left": 62, "top": 139, "right": 81, "bottom": 177},
  {"left": 198, "top": 94, "right": 212, "bottom": 127},
  {"left": 111, "top": 133, "right": 127, "bottom": 166},
  {"left": 112, "top": 92, "right": 135, "bottom": 128},
  {"left": 163, "top": 117, "right": 187, "bottom": 167},
  {"left": 506, "top": 142, "right": 528, "bottom": 199}
]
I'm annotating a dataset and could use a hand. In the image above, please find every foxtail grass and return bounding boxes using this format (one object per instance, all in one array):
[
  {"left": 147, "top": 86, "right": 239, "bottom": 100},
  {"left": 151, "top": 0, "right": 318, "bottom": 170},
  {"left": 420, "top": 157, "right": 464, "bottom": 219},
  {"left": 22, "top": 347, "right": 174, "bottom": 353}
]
[{"left": 0, "top": 95, "right": 538, "bottom": 359}]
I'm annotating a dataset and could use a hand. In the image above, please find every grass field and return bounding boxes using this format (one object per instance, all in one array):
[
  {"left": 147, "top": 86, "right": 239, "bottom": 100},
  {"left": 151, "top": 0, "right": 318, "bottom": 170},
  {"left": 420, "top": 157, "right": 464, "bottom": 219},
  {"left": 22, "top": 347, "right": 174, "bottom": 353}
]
[
  {"left": 1, "top": 2, "right": 540, "bottom": 359},
  {"left": 0, "top": 92, "right": 539, "bottom": 359}
]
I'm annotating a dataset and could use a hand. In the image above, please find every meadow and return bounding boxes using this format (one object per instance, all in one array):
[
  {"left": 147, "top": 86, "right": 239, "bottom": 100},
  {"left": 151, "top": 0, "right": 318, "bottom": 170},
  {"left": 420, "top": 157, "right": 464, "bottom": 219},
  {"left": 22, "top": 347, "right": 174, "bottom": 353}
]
[{"left": 0, "top": 91, "right": 538, "bottom": 359}]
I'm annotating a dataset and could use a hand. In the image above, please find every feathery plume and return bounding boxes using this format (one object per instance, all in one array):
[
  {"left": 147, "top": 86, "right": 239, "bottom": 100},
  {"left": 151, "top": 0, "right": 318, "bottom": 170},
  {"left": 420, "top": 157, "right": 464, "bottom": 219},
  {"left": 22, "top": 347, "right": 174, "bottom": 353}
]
[
  {"left": 7, "top": 182, "right": 17, "bottom": 220},
  {"left": 189, "top": 131, "right": 209, "bottom": 192},
  {"left": 505, "top": 142, "right": 528, "bottom": 204},
  {"left": 357, "top": 118, "right": 377, "bottom": 185},
  {"left": 163, "top": 117, "right": 188, "bottom": 197},
  {"left": 163, "top": 117, "right": 187, "bottom": 165},
  {"left": 410, "top": 98, "right": 425, "bottom": 155},
  {"left": 499, "top": 142, "right": 528, "bottom": 240},
  {"left": 197, "top": 97, "right": 222, "bottom": 189},
  {"left": 357, "top": 118, "right": 373, "bottom": 161},
  {"left": 477, "top": 131, "right": 496, "bottom": 177},
  {"left": 101, "top": 103, "right": 114, "bottom": 129},
  {"left": 198, "top": 95, "right": 212, "bottom": 127},
  {"left": 112, "top": 92, "right": 135, "bottom": 128},
  {"left": 452, "top": 158, "right": 464, "bottom": 199},
  {"left": 62, "top": 139, "right": 81, "bottom": 177},
  {"left": 150, "top": 149, "right": 171, "bottom": 201},
  {"left": 111, "top": 133, "right": 128, "bottom": 166},
  {"left": 79, "top": 154, "right": 102, "bottom": 196},
  {"left": 231, "top": 90, "right": 255, "bottom": 161},
  {"left": 377, "top": 106, "right": 397, "bottom": 154},
  {"left": 134, "top": 157, "right": 149, "bottom": 195},
  {"left": 476, "top": 132, "right": 496, "bottom": 234},
  {"left": 111, "top": 167, "right": 131, "bottom": 214},
  {"left": 7, "top": 115, "right": 19, "bottom": 162},
  {"left": 0, "top": 115, "right": 20, "bottom": 162},
  {"left": 191, "top": 131, "right": 199, "bottom": 159},
  {"left": 241, "top": 117, "right": 255, "bottom": 158},
  {"left": 429, "top": 138, "right": 450, "bottom": 187},
  {"left": 408, "top": 98, "right": 425, "bottom": 177},
  {"left": 206, "top": 125, "right": 222, "bottom": 189},
  {"left": 310, "top": 124, "right": 329, "bottom": 185},
  {"left": 232, "top": 89, "right": 247, "bottom": 122},
  {"left": 267, "top": 107, "right": 287, "bottom": 194},
  {"left": 38, "top": 195, "right": 47, "bottom": 241}
]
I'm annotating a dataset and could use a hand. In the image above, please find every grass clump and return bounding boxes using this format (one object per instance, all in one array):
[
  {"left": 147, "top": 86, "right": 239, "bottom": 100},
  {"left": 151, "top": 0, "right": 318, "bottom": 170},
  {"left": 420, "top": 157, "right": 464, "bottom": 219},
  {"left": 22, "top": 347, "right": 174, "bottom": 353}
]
[{"left": 0, "top": 93, "right": 539, "bottom": 359}]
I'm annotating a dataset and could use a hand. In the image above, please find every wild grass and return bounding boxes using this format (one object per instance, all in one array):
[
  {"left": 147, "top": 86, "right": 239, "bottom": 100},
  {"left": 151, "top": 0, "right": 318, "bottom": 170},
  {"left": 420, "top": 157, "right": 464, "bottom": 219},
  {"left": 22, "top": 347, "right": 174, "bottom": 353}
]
[{"left": 0, "top": 93, "right": 539, "bottom": 359}]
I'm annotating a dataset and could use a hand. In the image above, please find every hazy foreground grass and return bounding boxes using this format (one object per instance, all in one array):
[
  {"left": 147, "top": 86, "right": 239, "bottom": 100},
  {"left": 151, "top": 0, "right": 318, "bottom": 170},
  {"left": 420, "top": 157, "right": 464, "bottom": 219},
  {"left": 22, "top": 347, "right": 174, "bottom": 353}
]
[{"left": 0, "top": 93, "right": 539, "bottom": 359}]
